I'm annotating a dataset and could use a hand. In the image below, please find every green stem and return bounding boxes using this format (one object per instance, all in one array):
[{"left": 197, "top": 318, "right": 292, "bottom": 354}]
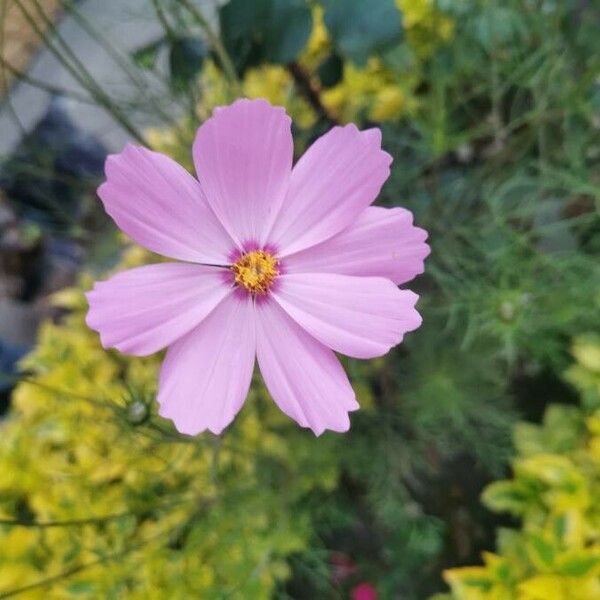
[
  {"left": 15, "top": 0, "right": 148, "bottom": 145},
  {"left": 287, "top": 61, "right": 338, "bottom": 125},
  {"left": 0, "top": 526, "right": 169, "bottom": 599},
  {"left": 0, "top": 57, "right": 95, "bottom": 103},
  {"left": 0, "top": 513, "right": 132, "bottom": 529},
  {"left": 0, "top": 0, "right": 28, "bottom": 137},
  {"left": 60, "top": 0, "right": 178, "bottom": 126},
  {"left": 176, "top": 0, "right": 241, "bottom": 95}
]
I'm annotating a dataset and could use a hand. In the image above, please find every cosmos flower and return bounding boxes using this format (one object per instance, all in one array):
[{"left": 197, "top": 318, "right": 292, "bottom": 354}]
[{"left": 86, "top": 99, "right": 429, "bottom": 436}]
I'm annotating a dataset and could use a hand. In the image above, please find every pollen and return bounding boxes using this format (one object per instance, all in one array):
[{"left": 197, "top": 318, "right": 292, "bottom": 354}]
[{"left": 231, "top": 250, "right": 279, "bottom": 294}]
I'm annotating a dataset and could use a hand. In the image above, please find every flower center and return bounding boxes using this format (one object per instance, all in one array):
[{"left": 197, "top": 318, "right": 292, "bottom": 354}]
[{"left": 231, "top": 250, "right": 279, "bottom": 294}]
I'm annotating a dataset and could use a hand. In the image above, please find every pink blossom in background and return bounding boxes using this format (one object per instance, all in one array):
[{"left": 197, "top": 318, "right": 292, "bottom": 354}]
[
  {"left": 86, "top": 99, "right": 430, "bottom": 436},
  {"left": 351, "top": 582, "right": 378, "bottom": 600}
]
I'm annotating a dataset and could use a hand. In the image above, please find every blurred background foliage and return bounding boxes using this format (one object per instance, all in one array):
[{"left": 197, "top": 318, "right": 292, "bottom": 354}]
[
  {"left": 0, "top": 0, "right": 599, "bottom": 598},
  {"left": 442, "top": 337, "right": 600, "bottom": 600}
]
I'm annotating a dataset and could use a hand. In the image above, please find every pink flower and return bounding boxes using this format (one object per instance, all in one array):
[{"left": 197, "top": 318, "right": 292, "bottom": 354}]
[
  {"left": 86, "top": 99, "right": 429, "bottom": 436},
  {"left": 351, "top": 582, "right": 378, "bottom": 600}
]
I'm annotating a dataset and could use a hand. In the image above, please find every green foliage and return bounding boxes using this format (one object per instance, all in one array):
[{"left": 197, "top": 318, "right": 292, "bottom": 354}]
[
  {"left": 2, "top": 0, "right": 600, "bottom": 597},
  {"left": 316, "top": 52, "right": 343, "bottom": 88},
  {"left": 565, "top": 336, "right": 600, "bottom": 411},
  {"left": 0, "top": 255, "right": 340, "bottom": 597},
  {"left": 321, "top": 0, "right": 403, "bottom": 65},
  {"left": 132, "top": 39, "right": 163, "bottom": 70},
  {"left": 443, "top": 339, "right": 600, "bottom": 600},
  {"left": 219, "top": 0, "right": 312, "bottom": 75},
  {"left": 262, "top": 0, "right": 313, "bottom": 64},
  {"left": 169, "top": 37, "right": 206, "bottom": 93}
]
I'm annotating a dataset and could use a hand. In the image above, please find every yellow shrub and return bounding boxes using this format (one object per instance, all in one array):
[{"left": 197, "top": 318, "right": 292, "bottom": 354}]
[
  {"left": 320, "top": 0, "right": 453, "bottom": 123},
  {"left": 0, "top": 240, "right": 340, "bottom": 598},
  {"left": 443, "top": 338, "right": 600, "bottom": 600},
  {"left": 396, "top": 0, "right": 455, "bottom": 58},
  {"left": 565, "top": 335, "right": 600, "bottom": 408}
]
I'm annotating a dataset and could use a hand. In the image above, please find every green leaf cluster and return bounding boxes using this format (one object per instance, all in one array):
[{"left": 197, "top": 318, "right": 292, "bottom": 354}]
[{"left": 443, "top": 338, "right": 600, "bottom": 600}]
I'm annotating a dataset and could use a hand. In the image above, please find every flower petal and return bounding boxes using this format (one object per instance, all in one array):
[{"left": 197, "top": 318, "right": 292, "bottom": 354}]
[
  {"left": 86, "top": 263, "right": 230, "bottom": 356},
  {"left": 99, "top": 144, "right": 232, "bottom": 263},
  {"left": 192, "top": 98, "right": 293, "bottom": 247},
  {"left": 158, "top": 293, "right": 256, "bottom": 436},
  {"left": 255, "top": 299, "right": 358, "bottom": 435},
  {"left": 269, "top": 125, "right": 392, "bottom": 256},
  {"left": 273, "top": 273, "right": 422, "bottom": 359},
  {"left": 284, "top": 206, "right": 430, "bottom": 284}
]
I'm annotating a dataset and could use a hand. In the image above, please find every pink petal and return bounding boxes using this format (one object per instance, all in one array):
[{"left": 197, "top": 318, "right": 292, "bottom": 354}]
[
  {"left": 284, "top": 206, "right": 430, "bottom": 285},
  {"left": 268, "top": 126, "right": 392, "bottom": 256},
  {"left": 255, "top": 299, "right": 359, "bottom": 435},
  {"left": 273, "top": 273, "right": 422, "bottom": 359},
  {"left": 192, "top": 98, "right": 293, "bottom": 247},
  {"left": 157, "top": 293, "right": 256, "bottom": 436},
  {"left": 99, "top": 144, "right": 232, "bottom": 263},
  {"left": 85, "top": 263, "right": 230, "bottom": 356}
]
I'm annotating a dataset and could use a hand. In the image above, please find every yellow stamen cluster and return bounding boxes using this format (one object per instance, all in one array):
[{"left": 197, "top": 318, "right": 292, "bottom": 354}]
[{"left": 231, "top": 250, "right": 279, "bottom": 294}]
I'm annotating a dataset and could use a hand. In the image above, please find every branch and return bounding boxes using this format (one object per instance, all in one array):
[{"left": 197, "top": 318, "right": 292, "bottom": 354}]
[{"left": 287, "top": 61, "right": 338, "bottom": 126}]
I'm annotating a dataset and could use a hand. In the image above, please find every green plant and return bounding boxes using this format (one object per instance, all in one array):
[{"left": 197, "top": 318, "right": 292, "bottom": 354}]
[
  {"left": 443, "top": 337, "right": 600, "bottom": 600},
  {"left": 1, "top": 0, "right": 599, "bottom": 597}
]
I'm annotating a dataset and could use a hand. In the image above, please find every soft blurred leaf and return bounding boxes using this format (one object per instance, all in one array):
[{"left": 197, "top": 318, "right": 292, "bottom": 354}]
[
  {"left": 219, "top": 0, "right": 268, "bottom": 74},
  {"left": 518, "top": 575, "right": 565, "bottom": 600},
  {"left": 132, "top": 39, "right": 164, "bottom": 69},
  {"left": 443, "top": 566, "right": 494, "bottom": 594},
  {"left": 472, "top": 6, "right": 525, "bottom": 51},
  {"left": 527, "top": 534, "right": 556, "bottom": 570},
  {"left": 556, "top": 551, "right": 600, "bottom": 577},
  {"left": 219, "top": 0, "right": 311, "bottom": 74},
  {"left": 322, "top": 0, "right": 403, "bottom": 65},
  {"left": 317, "top": 52, "right": 343, "bottom": 88},
  {"left": 169, "top": 37, "right": 206, "bottom": 92},
  {"left": 482, "top": 481, "right": 528, "bottom": 514},
  {"left": 263, "top": 0, "right": 312, "bottom": 64}
]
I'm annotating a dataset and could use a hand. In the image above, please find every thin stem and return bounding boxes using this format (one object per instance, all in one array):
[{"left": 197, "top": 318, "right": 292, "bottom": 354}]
[
  {"left": 0, "top": 0, "right": 28, "bottom": 137},
  {"left": 14, "top": 0, "right": 148, "bottom": 144},
  {"left": 176, "top": 0, "right": 241, "bottom": 94},
  {"left": 0, "top": 526, "right": 170, "bottom": 599},
  {"left": 210, "top": 435, "right": 221, "bottom": 487},
  {"left": 0, "top": 560, "right": 107, "bottom": 598},
  {"left": 287, "top": 61, "right": 338, "bottom": 125},
  {"left": 60, "top": 0, "right": 178, "bottom": 126},
  {"left": 0, "top": 57, "right": 95, "bottom": 103},
  {"left": 1, "top": 374, "right": 125, "bottom": 417},
  {"left": 151, "top": 0, "right": 177, "bottom": 38},
  {"left": 0, "top": 513, "right": 132, "bottom": 529},
  {"left": 29, "top": 0, "right": 148, "bottom": 137}
]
